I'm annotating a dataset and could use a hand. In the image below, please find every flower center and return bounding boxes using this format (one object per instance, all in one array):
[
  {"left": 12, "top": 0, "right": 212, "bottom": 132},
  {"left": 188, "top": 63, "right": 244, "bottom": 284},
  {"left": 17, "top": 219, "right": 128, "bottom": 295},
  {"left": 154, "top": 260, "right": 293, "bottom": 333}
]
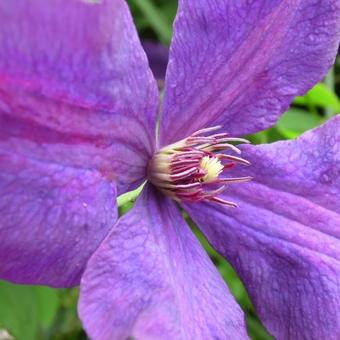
[{"left": 148, "top": 126, "right": 252, "bottom": 207}]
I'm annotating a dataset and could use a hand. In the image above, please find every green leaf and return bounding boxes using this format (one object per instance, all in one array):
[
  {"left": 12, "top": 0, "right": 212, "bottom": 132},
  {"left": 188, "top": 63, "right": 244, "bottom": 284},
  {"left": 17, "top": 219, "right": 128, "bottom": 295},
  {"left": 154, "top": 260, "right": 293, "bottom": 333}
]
[
  {"left": 277, "top": 109, "right": 323, "bottom": 139},
  {"left": 247, "top": 316, "right": 275, "bottom": 340},
  {"left": 117, "top": 182, "right": 145, "bottom": 208},
  {"left": 34, "top": 286, "right": 59, "bottom": 329},
  {"left": 0, "top": 281, "right": 59, "bottom": 340},
  {"left": 129, "top": 0, "right": 173, "bottom": 44},
  {"left": 294, "top": 83, "right": 340, "bottom": 112},
  {"left": 0, "top": 281, "right": 39, "bottom": 340}
]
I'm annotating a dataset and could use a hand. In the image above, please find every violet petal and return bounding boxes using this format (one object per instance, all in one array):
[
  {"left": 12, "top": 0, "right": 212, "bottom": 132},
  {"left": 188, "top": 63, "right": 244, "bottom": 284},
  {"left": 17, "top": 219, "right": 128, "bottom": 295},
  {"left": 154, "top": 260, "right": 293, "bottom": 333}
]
[
  {"left": 0, "top": 153, "right": 117, "bottom": 287},
  {"left": 79, "top": 184, "right": 248, "bottom": 340},
  {"left": 185, "top": 117, "right": 340, "bottom": 339},
  {"left": 160, "top": 0, "right": 340, "bottom": 145},
  {"left": 0, "top": 0, "right": 159, "bottom": 194}
]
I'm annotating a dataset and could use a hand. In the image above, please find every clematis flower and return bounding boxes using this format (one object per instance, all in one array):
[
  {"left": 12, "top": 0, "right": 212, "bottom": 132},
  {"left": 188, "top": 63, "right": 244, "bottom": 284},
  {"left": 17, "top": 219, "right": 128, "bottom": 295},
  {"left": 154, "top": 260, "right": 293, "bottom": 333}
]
[{"left": 0, "top": 0, "right": 339, "bottom": 339}]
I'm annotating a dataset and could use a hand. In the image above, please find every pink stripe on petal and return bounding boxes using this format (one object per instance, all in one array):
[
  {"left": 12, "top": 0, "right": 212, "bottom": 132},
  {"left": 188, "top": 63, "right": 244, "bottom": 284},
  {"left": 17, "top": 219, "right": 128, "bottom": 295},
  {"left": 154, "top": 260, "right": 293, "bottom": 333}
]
[{"left": 0, "top": 0, "right": 159, "bottom": 194}]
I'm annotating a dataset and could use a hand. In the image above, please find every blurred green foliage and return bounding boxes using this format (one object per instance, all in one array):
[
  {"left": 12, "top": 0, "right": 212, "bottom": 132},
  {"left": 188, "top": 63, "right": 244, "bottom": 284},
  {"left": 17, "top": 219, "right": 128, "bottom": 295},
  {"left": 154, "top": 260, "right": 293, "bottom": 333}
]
[{"left": 0, "top": 1, "right": 339, "bottom": 339}]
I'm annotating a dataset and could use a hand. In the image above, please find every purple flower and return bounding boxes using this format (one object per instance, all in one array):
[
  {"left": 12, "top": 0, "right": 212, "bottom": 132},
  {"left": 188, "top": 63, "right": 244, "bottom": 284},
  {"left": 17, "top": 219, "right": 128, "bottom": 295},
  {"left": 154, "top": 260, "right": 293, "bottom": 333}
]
[{"left": 0, "top": 0, "right": 339, "bottom": 339}]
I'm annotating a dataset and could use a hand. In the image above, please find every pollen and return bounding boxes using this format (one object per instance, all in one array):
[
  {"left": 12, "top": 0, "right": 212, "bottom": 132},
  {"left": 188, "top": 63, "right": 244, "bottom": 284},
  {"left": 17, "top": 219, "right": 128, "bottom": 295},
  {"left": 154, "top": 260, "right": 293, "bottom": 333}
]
[{"left": 200, "top": 156, "right": 224, "bottom": 182}]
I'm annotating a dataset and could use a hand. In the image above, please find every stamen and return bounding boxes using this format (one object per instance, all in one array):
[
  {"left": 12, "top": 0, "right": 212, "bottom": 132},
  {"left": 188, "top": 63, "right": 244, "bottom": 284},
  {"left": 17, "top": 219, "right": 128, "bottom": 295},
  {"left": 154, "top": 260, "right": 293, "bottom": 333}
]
[
  {"left": 171, "top": 167, "right": 198, "bottom": 180},
  {"left": 148, "top": 126, "right": 251, "bottom": 207},
  {"left": 191, "top": 125, "right": 222, "bottom": 136},
  {"left": 203, "top": 185, "right": 226, "bottom": 198},
  {"left": 217, "top": 154, "right": 251, "bottom": 166},
  {"left": 209, "top": 197, "right": 238, "bottom": 208},
  {"left": 217, "top": 137, "right": 250, "bottom": 144},
  {"left": 218, "top": 176, "right": 253, "bottom": 184}
]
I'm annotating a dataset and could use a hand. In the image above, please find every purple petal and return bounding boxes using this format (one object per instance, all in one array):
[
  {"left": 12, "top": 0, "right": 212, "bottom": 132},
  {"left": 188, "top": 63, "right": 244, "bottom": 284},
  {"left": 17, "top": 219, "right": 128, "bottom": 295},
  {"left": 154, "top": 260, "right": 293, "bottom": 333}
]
[
  {"left": 142, "top": 41, "right": 169, "bottom": 84},
  {"left": 0, "top": 0, "right": 159, "bottom": 193},
  {"left": 160, "top": 0, "right": 340, "bottom": 145},
  {"left": 184, "top": 117, "right": 340, "bottom": 339},
  {"left": 79, "top": 184, "right": 248, "bottom": 340},
  {"left": 0, "top": 152, "right": 117, "bottom": 287}
]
